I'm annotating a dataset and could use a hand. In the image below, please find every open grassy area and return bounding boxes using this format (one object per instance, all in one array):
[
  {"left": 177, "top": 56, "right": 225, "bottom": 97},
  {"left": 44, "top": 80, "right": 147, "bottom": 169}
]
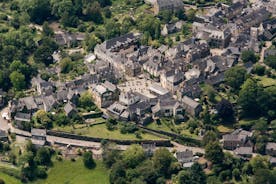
[
  {"left": 33, "top": 159, "right": 109, "bottom": 184},
  {"left": 254, "top": 76, "right": 276, "bottom": 87},
  {"left": 146, "top": 119, "right": 201, "bottom": 140},
  {"left": 217, "top": 125, "right": 234, "bottom": 133},
  {"left": 55, "top": 123, "right": 164, "bottom": 140},
  {"left": 0, "top": 172, "right": 21, "bottom": 184}
]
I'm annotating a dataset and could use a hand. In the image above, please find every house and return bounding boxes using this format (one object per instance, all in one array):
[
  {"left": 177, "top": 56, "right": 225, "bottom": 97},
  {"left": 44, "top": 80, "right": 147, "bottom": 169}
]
[
  {"left": 236, "top": 8, "right": 270, "bottom": 32},
  {"left": 142, "top": 143, "right": 156, "bottom": 156},
  {"left": 153, "top": 0, "right": 184, "bottom": 15},
  {"left": 54, "top": 31, "right": 85, "bottom": 47},
  {"left": 128, "top": 101, "right": 152, "bottom": 123},
  {"left": 31, "top": 128, "right": 47, "bottom": 147},
  {"left": 64, "top": 102, "right": 77, "bottom": 117},
  {"left": 175, "top": 150, "right": 194, "bottom": 167},
  {"left": 161, "top": 21, "right": 184, "bottom": 36},
  {"left": 14, "top": 112, "right": 31, "bottom": 122},
  {"left": 43, "top": 95, "right": 58, "bottom": 112},
  {"left": 143, "top": 52, "right": 165, "bottom": 78},
  {"left": 0, "top": 89, "right": 6, "bottom": 108},
  {"left": 107, "top": 102, "right": 128, "bottom": 121},
  {"left": 193, "top": 22, "right": 232, "bottom": 48},
  {"left": 266, "top": 142, "right": 276, "bottom": 156},
  {"left": 181, "top": 96, "right": 202, "bottom": 117},
  {"left": 222, "top": 129, "right": 253, "bottom": 150},
  {"left": 0, "top": 130, "right": 8, "bottom": 142},
  {"left": 269, "top": 157, "right": 276, "bottom": 167},
  {"left": 160, "top": 70, "right": 184, "bottom": 93},
  {"left": 32, "top": 77, "right": 54, "bottom": 96},
  {"left": 224, "top": 1, "right": 245, "bottom": 20},
  {"left": 234, "top": 147, "right": 253, "bottom": 159},
  {"left": 152, "top": 98, "right": 183, "bottom": 118},
  {"left": 91, "top": 81, "right": 119, "bottom": 108},
  {"left": 125, "top": 61, "right": 141, "bottom": 77},
  {"left": 177, "top": 84, "right": 202, "bottom": 99},
  {"left": 119, "top": 91, "right": 140, "bottom": 106}
]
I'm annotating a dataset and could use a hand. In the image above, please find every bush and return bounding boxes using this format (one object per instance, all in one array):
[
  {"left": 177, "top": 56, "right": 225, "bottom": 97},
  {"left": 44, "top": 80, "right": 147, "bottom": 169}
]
[
  {"left": 83, "top": 151, "right": 95, "bottom": 169},
  {"left": 252, "top": 64, "right": 265, "bottom": 76}
]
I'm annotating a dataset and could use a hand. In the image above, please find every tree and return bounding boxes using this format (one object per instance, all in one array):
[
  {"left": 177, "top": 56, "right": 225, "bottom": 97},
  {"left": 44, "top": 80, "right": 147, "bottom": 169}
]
[
  {"left": 42, "top": 22, "right": 53, "bottom": 36},
  {"left": 59, "top": 57, "right": 73, "bottom": 73},
  {"left": 203, "top": 131, "right": 217, "bottom": 146},
  {"left": 158, "top": 10, "right": 173, "bottom": 23},
  {"left": 110, "top": 162, "right": 126, "bottom": 184},
  {"left": 264, "top": 55, "right": 276, "bottom": 69},
  {"left": 178, "top": 170, "right": 192, "bottom": 184},
  {"left": 35, "top": 147, "right": 51, "bottom": 165},
  {"left": 9, "top": 71, "right": 26, "bottom": 90},
  {"left": 238, "top": 78, "right": 266, "bottom": 117},
  {"left": 175, "top": 9, "right": 186, "bottom": 20},
  {"left": 33, "top": 110, "right": 52, "bottom": 129},
  {"left": 241, "top": 50, "right": 258, "bottom": 63},
  {"left": 224, "top": 66, "right": 247, "bottom": 91},
  {"left": 122, "top": 145, "right": 145, "bottom": 168},
  {"left": 83, "top": 2, "right": 103, "bottom": 24},
  {"left": 25, "top": 0, "right": 52, "bottom": 24},
  {"left": 216, "top": 99, "right": 234, "bottom": 121},
  {"left": 152, "top": 148, "right": 176, "bottom": 178},
  {"left": 252, "top": 64, "right": 265, "bottom": 76},
  {"left": 33, "top": 46, "right": 54, "bottom": 66},
  {"left": 190, "top": 163, "right": 206, "bottom": 184},
  {"left": 205, "top": 141, "right": 224, "bottom": 164},
  {"left": 186, "top": 9, "right": 196, "bottom": 22},
  {"left": 77, "top": 91, "right": 95, "bottom": 109},
  {"left": 83, "top": 151, "right": 95, "bottom": 169}
]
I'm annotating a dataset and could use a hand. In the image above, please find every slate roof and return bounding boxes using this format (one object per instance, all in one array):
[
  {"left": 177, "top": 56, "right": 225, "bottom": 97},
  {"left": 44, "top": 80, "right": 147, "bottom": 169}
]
[
  {"left": 266, "top": 142, "right": 276, "bottom": 150},
  {"left": 182, "top": 96, "right": 200, "bottom": 109},
  {"left": 176, "top": 150, "right": 193, "bottom": 160},
  {"left": 64, "top": 102, "right": 76, "bottom": 116},
  {"left": 105, "top": 33, "right": 140, "bottom": 50}
]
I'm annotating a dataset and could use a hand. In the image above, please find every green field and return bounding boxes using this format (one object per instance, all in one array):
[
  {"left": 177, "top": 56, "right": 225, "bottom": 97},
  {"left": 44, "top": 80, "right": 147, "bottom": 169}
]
[
  {"left": 146, "top": 119, "right": 200, "bottom": 140},
  {"left": 0, "top": 172, "right": 21, "bottom": 184},
  {"left": 33, "top": 159, "right": 109, "bottom": 184},
  {"left": 255, "top": 76, "right": 276, "bottom": 87},
  {"left": 55, "top": 123, "right": 164, "bottom": 140}
]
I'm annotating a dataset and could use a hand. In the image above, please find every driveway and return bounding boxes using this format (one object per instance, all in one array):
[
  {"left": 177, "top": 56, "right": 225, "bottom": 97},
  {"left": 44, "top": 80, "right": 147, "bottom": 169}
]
[{"left": 0, "top": 107, "right": 11, "bottom": 131}]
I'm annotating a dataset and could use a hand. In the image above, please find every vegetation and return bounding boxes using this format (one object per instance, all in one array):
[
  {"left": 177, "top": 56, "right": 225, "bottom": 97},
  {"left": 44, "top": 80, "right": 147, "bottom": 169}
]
[{"left": 34, "top": 159, "right": 109, "bottom": 184}]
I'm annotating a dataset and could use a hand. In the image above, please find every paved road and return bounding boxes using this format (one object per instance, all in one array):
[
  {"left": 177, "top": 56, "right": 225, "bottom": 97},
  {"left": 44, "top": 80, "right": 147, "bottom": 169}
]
[{"left": 0, "top": 108, "right": 205, "bottom": 153}]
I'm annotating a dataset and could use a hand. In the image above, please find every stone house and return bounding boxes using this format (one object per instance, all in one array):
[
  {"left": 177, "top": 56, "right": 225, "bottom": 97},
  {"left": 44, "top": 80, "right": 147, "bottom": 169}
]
[
  {"left": 160, "top": 70, "right": 184, "bottom": 93},
  {"left": 181, "top": 96, "right": 202, "bottom": 117},
  {"left": 91, "top": 81, "right": 119, "bottom": 108},
  {"left": 64, "top": 102, "right": 77, "bottom": 117},
  {"left": 152, "top": 98, "right": 183, "bottom": 118},
  {"left": 222, "top": 129, "right": 253, "bottom": 150},
  {"left": 153, "top": 0, "right": 184, "bottom": 15},
  {"left": 266, "top": 142, "right": 276, "bottom": 156},
  {"left": 175, "top": 150, "right": 194, "bottom": 167},
  {"left": 31, "top": 128, "right": 47, "bottom": 147}
]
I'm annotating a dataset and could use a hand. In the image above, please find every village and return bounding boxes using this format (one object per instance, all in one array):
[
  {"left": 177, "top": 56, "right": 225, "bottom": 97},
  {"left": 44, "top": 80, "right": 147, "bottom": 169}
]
[{"left": 0, "top": 0, "right": 276, "bottom": 183}]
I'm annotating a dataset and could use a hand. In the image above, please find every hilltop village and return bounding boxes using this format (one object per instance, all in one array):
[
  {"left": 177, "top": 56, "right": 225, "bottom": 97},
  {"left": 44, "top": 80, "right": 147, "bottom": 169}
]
[{"left": 0, "top": 0, "right": 276, "bottom": 183}]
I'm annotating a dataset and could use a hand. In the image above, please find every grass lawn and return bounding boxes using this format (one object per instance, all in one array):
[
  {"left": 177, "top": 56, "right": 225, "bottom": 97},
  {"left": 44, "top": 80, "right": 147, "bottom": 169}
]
[
  {"left": 146, "top": 119, "right": 201, "bottom": 140},
  {"left": 55, "top": 123, "right": 164, "bottom": 140},
  {"left": 255, "top": 76, "right": 276, "bottom": 87},
  {"left": 146, "top": 120, "right": 173, "bottom": 133},
  {"left": 33, "top": 159, "right": 109, "bottom": 184},
  {"left": 217, "top": 125, "right": 234, "bottom": 133},
  {"left": 0, "top": 172, "right": 21, "bottom": 184}
]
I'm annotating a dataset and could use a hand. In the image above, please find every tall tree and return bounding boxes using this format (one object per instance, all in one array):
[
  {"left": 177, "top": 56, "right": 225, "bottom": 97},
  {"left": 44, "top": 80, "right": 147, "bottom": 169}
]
[
  {"left": 224, "top": 66, "right": 247, "bottom": 91},
  {"left": 205, "top": 141, "right": 224, "bottom": 164}
]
